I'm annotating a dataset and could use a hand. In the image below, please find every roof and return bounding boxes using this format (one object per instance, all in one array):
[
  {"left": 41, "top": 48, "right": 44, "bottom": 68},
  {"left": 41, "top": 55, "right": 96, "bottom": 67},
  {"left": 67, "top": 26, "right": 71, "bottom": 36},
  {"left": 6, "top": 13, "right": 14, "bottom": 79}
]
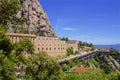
[
  {"left": 72, "top": 67, "right": 90, "bottom": 72},
  {"left": 67, "top": 40, "right": 78, "bottom": 43},
  {"left": 7, "top": 33, "right": 36, "bottom": 38},
  {"left": 68, "top": 40, "right": 78, "bottom": 42},
  {"left": 98, "top": 48, "right": 111, "bottom": 53}
]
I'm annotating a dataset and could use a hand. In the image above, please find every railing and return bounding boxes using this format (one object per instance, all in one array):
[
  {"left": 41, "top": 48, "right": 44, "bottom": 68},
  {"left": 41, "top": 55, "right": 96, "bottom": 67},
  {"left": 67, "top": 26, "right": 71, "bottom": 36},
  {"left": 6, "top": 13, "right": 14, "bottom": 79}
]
[{"left": 58, "top": 50, "right": 98, "bottom": 64}]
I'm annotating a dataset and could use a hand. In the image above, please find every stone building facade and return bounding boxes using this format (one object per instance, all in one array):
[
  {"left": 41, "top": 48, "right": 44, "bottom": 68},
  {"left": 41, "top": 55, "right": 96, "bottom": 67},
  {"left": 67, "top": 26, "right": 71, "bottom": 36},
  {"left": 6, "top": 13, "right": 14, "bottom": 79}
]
[
  {"left": 7, "top": 33, "right": 78, "bottom": 56},
  {"left": 66, "top": 40, "right": 78, "bottom": 52},
  {"left": 35, "top": 37, "right": 66, "bottom": 56},
  {"left": 7, "top": 33, "right": 36, "bottom": 43}
]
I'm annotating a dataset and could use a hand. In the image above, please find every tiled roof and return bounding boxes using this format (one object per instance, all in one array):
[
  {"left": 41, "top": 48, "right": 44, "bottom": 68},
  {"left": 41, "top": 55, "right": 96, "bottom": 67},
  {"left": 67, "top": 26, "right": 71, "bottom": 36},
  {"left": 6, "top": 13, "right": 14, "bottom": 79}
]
[
  {"left": 72, "top": 67, "right": 90, "bottom": 72},
  {"left": 68, "top": 40, "right": 78, "bottom": 42},
  {"left": 67, "top": 40, "right": 78, "bottom": 43},
  {"left": 7, "top": 33, "right": 36, "bottom": 37}
]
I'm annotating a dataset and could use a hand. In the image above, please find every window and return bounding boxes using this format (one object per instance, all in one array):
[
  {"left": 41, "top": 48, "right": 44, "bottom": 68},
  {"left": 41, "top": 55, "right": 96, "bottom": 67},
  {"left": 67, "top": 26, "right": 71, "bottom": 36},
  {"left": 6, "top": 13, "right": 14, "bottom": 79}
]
[
  {"left": 42, "top": 48, "right": 44, "bottom": 50},
  {"left": 54, "top": 48, "right": 56, "bottom": 50},
  {"left": 38, "top": 48, "right": 40, "bottom": 51},
  {"left": 50, "top": 48, "right": 51, "bottom": 50},
  {"left": 15, "top": 37, "right": 17, "bottom": 40},
  {"left": 11, "top": 37, "right": 13, "bottom": 42},
  {"left": 46, "top": 48, "right": 48, "bottom": 50}
]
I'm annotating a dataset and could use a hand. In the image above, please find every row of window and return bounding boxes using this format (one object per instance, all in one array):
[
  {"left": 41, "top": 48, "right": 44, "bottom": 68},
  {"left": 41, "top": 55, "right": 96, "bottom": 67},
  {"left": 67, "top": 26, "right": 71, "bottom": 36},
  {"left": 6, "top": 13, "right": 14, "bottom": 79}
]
[
  {"left": 38, "top": 37, "right": 60, "bottom": 41},
  {"left": 38, "top": 47, "right": 65, "bottom": 51},
  {"left": 10, "top": 36, "right": 35, "bottom": 42},
  {"left": 38, "top": 44, "right": 65, "bottom": 46},
  {"left": 66, "top": 42, "right": 76, "bottom": 44}
]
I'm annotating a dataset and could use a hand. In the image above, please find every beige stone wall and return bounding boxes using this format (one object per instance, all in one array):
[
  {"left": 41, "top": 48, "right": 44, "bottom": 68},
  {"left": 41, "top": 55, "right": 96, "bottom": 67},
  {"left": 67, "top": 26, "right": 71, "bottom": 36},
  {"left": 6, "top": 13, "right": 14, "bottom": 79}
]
[
  {"left": 66, "top": 40, "right": 78, "bottom": 52},
  {"left": 7, "top": 33, "right": 36, "bottom": 44},
  {"left": 35, "top": 37, "right": 66, "bottom": 56},
  {"left": 7, "top": 33, "right": 78, "bottom": 56}
]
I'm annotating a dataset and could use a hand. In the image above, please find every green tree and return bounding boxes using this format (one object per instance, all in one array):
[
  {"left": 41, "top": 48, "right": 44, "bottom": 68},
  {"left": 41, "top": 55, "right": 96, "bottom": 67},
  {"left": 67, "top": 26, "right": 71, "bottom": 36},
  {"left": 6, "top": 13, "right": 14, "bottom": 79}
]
[
  {"left": 74, "top": 51, "right": 79, "bottom": 55},
  {"left": 100, "top": 63, "right": 113, "bottom": 74},
  {"left": 0, "top": 50, "right": 18, "bottom": 80},
  {"left": 63, "top": 69, "right": 106, "bottom": 80},
  {"left": 61, "top": 64, "right": 69, "bottom": 72},
  {"left": 60, "top": 37, "right": 68, "bottom": 41},
  {"left": 12, "top": 17, "right": 27, "bottom": 33},
  {"left": 78, "top": 41, "right": 95, "bottom": 50},
  {"left": 13, "top": 42, "right": 24, "bottom": 56},
  {"left": 14, "top": 38, "right": 34, "bottom": 55},
  {"left": 0, "top": 29, "right": 13, "bottom": 56},
  {"left": 106, "top": 70, "right": 120, "bottom": 80},
  {"left": 66, "top": 47, "right": 74, "bottom": 56},
  {"left": 0, "top": 0, "right": 21, "bottom": 25},
  {"left": 25, "top": 52, "right": 63, "bottom": 80},
  {"left": 67, "top": 60, "right": 75, "bottom": 68},
  {"left": 78, "top": 41, "right": 83, "bottom": 49},
  {"left": 73, "top": 58, "right": 80, "bottom": 66}
]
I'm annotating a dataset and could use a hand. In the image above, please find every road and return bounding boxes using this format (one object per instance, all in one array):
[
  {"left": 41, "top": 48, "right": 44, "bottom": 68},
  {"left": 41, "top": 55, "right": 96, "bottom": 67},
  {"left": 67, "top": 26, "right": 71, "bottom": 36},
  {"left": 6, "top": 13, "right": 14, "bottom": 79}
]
[{"left": 58, "top": 50, "right": 98, "bottom": 63}]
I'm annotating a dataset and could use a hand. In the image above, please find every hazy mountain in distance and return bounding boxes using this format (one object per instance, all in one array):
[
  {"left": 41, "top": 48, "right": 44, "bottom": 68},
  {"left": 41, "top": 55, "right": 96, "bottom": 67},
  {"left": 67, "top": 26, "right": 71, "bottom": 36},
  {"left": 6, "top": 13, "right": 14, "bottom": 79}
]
[{"left": 94, "top": 44, "right": 120, "bottom": 51}]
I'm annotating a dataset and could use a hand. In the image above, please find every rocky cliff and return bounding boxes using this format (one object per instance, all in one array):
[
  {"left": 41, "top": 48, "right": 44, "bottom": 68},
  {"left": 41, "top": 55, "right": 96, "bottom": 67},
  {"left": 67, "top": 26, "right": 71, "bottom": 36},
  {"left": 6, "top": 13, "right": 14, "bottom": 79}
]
[{"left": 10, "top": 0, "right": 57, "bottom": 37}]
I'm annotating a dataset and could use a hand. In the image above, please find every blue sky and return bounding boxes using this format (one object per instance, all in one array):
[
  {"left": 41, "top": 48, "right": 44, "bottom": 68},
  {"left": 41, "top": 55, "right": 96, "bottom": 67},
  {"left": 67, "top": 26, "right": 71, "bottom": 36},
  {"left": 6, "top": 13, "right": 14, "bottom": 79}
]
[{"left": 39, "top": 0, "right": 120, "bottom": 45}]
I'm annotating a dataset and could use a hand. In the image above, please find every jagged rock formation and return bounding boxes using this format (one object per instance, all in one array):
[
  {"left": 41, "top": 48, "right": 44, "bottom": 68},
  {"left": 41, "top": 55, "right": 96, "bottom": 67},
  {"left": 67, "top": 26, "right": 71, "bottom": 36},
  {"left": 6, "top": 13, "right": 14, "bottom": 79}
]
[
  {"left": 89, "top": 49, "right": 120, "bottom": 73},
  {"left": 12, "top": 0, "right": 57, "bottom": 37},
  {"left": 108, "top": 55, "right": 120, "bottom": 69}
]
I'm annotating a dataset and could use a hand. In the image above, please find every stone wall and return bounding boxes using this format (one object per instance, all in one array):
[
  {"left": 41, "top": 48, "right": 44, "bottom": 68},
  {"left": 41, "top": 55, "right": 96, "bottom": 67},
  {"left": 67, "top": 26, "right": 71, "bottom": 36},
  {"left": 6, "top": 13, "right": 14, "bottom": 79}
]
[{"left": 7, "top": 33, "right": 78, "bottom": 56}]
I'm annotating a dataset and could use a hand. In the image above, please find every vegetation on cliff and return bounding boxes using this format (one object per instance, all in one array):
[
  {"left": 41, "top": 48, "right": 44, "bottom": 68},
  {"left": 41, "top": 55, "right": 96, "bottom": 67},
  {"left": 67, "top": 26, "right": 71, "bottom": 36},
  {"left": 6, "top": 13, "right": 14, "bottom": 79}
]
[{"left": 0, "top": 0, "right": 21, "bottom": 26}]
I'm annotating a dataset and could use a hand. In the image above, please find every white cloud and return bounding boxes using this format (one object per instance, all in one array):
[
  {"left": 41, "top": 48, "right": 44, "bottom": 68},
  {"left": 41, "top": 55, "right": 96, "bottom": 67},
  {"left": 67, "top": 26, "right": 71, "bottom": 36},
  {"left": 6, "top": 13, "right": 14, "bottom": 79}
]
[{"left": 63, "top": 27, "right": 76, "bottom": 31}]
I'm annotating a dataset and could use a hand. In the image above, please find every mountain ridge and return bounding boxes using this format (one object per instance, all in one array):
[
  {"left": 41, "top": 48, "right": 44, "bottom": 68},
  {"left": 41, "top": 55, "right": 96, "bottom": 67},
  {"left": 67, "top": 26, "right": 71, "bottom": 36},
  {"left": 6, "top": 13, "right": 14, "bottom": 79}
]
[{"left": 94, "top": 44, "right": 120, "bottom": 51}]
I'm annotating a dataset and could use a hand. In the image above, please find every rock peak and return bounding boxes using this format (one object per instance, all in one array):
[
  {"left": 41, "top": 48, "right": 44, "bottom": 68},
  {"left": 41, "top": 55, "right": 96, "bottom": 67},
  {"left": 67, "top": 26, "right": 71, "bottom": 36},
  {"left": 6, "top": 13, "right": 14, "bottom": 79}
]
[{"left": 14, "top": 0, "right": 57, "bottom": 37}]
